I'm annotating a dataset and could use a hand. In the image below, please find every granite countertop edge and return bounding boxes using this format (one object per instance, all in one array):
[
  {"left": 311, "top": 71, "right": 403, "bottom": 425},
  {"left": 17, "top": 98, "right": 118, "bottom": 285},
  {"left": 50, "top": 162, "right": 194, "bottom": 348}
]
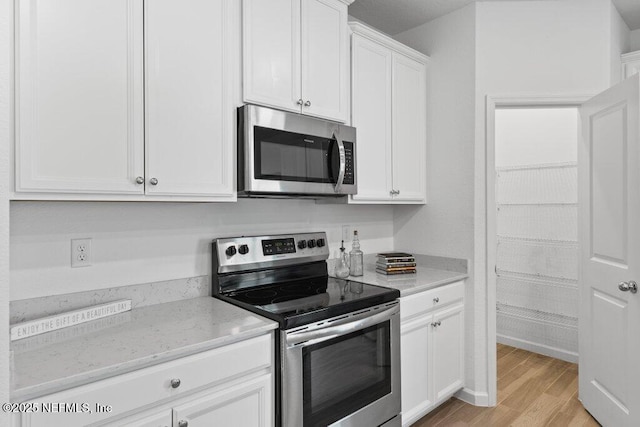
[{"left": 11, "top": 297, "right": 278, "bottom": 402}]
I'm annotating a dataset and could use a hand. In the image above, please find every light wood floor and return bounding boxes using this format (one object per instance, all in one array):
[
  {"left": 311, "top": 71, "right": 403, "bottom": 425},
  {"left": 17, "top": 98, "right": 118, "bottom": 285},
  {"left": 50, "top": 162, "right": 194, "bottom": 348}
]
[{"left": 412, "top": 344, "right": 600, "bottom": 426}]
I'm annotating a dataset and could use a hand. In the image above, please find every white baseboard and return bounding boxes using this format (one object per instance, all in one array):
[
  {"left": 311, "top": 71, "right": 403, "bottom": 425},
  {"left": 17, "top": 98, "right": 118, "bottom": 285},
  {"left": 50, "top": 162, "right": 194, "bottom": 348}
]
[
  {"left": 455, "top": 388, "right": 490, "bottom": 406},
  {"left": 497, "top": 334, "right": 578, "bottom": 363}
]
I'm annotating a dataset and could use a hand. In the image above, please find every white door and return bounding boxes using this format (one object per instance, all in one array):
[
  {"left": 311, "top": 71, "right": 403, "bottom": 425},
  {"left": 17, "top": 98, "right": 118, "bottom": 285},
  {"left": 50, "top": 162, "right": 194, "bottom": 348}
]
[
  {"left": 242, "top": 0, "right": 301, "bottom": 114},
  {"left": 391, "top": 52, "right": 427, "bottom": 203},
  {"left": 300, "top": 0, "right": 348, "bottom": 122},
  {"left": 579, "top": 73, "right": 640, "bottom": 426},
  {"left": 16, "top": 0, "right": 144, "bottom": 194},
  {"left": 432, "top": 303, "right": 464, "bottom": 403},
  {"left": 350, "top": 34, "right": 393, "bottom": 202},
  {"left": 145, "top": 0, "right": 235, "bottom": 198}
]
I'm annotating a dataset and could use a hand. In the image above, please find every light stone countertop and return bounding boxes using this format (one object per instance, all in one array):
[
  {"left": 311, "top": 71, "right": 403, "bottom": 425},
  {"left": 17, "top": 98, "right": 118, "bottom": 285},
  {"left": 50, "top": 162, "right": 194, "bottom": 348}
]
[
  {"left": 11, "top": 297, "right": 277, "bottom": 402},
  {"left": 329, "top": 254, "right": 468, "bottom": 297}
]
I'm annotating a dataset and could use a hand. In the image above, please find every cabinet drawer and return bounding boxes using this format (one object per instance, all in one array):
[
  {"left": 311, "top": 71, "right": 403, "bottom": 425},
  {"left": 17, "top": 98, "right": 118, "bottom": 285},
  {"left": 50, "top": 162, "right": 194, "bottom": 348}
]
[
  {"left": 21, "top": 334, "right": 272, "bottom": 427},
  {"left": 400, "top": 281, "right": 464, "bottom": 320}
]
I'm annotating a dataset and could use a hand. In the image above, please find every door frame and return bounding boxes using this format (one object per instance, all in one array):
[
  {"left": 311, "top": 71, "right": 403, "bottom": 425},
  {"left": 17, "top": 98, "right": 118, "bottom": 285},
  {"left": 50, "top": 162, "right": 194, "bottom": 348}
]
[{"left": 484, "top": 94, "right": 592, "bottom": 406}]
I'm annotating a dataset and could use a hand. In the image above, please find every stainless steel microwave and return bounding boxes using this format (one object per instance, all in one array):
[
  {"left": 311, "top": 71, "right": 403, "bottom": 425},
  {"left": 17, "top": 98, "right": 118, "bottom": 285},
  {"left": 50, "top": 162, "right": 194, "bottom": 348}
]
[{"left": 238, "top": 105, "right": 357, "bottom": 197}]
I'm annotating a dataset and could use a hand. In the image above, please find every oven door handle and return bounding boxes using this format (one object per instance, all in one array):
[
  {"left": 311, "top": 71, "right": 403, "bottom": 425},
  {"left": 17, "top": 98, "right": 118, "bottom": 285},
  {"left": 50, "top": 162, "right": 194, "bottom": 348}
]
[
  {"left": 286, "top": 304, "right": 398, "bottom": 347},
  {"left": 333, "top": 129, "right": 346, "bottom": 194}
]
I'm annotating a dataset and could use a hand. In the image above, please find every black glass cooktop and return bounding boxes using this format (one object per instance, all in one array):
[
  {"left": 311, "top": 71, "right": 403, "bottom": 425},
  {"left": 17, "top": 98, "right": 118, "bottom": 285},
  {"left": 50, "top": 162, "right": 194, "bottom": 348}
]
[{"left": 221, "top": 276, "right": 399, "bottom": 329}]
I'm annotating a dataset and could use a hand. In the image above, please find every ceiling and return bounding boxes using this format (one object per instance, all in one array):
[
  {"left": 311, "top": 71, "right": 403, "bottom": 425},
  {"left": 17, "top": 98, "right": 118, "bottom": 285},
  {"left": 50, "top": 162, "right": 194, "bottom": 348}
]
[{"left": 348, "top": 0, "right": 640, "bottom": 36}]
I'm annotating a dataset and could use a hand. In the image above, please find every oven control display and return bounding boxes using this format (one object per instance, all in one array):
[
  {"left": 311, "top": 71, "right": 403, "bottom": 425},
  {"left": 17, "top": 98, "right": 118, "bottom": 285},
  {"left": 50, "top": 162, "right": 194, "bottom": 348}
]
[{"left": 262, "top": 238, "right": 296, "bottom": 255}]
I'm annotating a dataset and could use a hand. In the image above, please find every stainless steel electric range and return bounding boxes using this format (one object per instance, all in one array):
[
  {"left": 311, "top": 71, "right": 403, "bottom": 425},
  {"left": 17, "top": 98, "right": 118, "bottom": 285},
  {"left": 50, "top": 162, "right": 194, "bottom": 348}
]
[{"left": 212, "top": 232, "right": 401, "bottom": 427}]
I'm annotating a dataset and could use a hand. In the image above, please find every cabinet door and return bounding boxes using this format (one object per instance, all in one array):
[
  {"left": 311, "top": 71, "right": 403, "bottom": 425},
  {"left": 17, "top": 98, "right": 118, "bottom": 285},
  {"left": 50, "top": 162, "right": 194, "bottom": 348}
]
[
  {"left": 16, "top": 0, "right": 144, "bottom": 194},
  {"left": 400, "top": 314, "right": 433, "bottom": 426},
  {"left": 300, "top": 0, "right": 348, "bottom": 122},
  {"left": 172, "top": 373, "right": 273, "bottom": 427},
  {"left": 432, "top": 303, "right": 464, "bottom": 403},
  {"left": 119, "top": 410, "right": 172, "bottom": 427},
  {"left": 145, "top": 0, "right": 235, "bottom": 198},
  {"left": 243, "top": 0, "right": 301, "bottom": 114},
  {"left": 391, "top": 52, "right": 427, "bottom": 203},
  {"left": 350, "top": 34, "right": 393, "bottom": 202}
]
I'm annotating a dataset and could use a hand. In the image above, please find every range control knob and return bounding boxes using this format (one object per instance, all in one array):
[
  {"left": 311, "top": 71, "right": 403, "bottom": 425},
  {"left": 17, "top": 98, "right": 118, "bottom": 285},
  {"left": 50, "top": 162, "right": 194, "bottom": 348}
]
[
  {"left": 316, "top": 238, "right": 325, "bottom": 248},
  {"left": 238, "top": 244, "right": 249, "bottom": 255},
  {"left": 225, "top": 246, "right": 237, "bottom": 257},
  {"left": 307, "top": 239, "right": 316, "bottom": 248},
  {"left": 297, "top": 240, "right": 307, "bottom": 249}
]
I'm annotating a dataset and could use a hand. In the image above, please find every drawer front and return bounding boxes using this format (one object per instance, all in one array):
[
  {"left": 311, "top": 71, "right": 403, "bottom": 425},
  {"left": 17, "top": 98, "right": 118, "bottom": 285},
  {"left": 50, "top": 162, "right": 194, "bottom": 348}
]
[
  {"left": 400, "top": 281, "right": 464, "bottom": 320},
  {"left": 21, "top": 334, "right": 272, "bottom": 427}
]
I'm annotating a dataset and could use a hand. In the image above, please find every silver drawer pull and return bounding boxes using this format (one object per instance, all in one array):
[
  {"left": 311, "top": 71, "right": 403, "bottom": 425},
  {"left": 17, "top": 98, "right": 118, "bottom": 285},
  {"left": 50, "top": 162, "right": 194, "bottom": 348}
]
[
  {"left": 178, "top": 421, "right": 189, "bottom": 427},
  {"left": 170, "top": 378, "right": 181, "bottom": 389},
  {"left": 433, "top": 297, "right": 440, "bottom": 303},
  {"left": 431, "top": 321, "right": 441, "bottom": 327}
]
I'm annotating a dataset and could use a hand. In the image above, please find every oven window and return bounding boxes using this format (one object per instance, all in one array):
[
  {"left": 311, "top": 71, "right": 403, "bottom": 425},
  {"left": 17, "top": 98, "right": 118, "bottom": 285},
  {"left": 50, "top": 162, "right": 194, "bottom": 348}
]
[
  {"left": 302, "top": 321, "right": 391, "bottom": 426},
  {"left": 254, "top": 126, "right": 339, "bottom": 183}
]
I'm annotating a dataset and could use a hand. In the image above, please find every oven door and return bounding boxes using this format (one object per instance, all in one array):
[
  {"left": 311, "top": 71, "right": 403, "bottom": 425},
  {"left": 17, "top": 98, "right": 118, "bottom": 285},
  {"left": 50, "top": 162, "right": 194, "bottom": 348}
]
[{"left": 282, "top": 302, "right": 401, "bottom": 427}]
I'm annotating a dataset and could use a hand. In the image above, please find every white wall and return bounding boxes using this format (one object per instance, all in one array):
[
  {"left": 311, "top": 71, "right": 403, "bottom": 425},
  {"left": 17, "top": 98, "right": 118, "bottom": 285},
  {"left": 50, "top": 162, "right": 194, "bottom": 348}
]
[
  {"left": 10, "top": 200, "right": 394, "bottom": 300},
  {"left": 611, "top": 2, "right": 630, "bottom": 84},
  {"left": 394, "top": 2, "right": 479, "bottom": 397},
  {"left": 393, "top": 0, "right": 617, "bottom": 404},
  {"left": 0, "top": 0, "right": 11, "bottom": 413},
  {"left": 473, "top": 0, "right": 613, "bottom": 402},
  {"left": 631, "top": 29, "right": 640, "bottom": 51}
]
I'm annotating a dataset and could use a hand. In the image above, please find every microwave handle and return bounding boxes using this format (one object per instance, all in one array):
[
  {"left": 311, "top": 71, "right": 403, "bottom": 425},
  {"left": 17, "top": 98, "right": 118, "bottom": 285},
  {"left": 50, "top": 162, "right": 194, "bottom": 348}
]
[{"left": 333, "top": 130, "right": 346, "bottom": 193}]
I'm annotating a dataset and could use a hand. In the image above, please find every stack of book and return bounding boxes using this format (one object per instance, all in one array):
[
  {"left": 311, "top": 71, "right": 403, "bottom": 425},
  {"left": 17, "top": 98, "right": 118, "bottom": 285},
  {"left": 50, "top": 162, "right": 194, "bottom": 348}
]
[{"left": 376, "top": 252, "right": 417, "bottom": 275}]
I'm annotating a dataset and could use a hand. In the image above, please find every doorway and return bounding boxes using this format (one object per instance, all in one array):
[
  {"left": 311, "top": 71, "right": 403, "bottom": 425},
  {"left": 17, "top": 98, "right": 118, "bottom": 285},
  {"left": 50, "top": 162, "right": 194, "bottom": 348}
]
[
  {"left": 485, "top": 95, "right": 590, "bottom": 406},
  {"left": 494, "top": 106, "right": 579, "bottom": 363}
]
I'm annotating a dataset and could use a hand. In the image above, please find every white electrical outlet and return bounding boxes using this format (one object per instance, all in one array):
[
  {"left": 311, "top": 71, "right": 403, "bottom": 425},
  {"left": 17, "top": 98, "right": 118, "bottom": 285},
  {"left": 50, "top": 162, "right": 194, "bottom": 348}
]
[{"left": 71, "top": 238, "right": 92, "bottom": 268}]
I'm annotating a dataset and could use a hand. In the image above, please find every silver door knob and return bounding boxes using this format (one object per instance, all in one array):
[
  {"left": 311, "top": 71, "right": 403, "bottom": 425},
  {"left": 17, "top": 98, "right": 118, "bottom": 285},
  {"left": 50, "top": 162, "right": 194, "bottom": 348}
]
[
  {"left": 304, "top": 100, "right": 311, "bottom": 107},
  {"left": 149, "top": 178, "right": 158, "bottom": 186},
  {"left": 178, "top": 421, "right": 188, "bottom": 427},
  {"left": 619, "top": 281, "right": 638, "bottom": 293},
  {"left": 433, "top": 297, "right": 440, "bottom": 303},
  {"left": 135, "top": 176, "right": 144, "bottom": 185},
  {"left": 297, "top": 98, "right": 304, "bottom": 106},
  {"left": 170, "top": 378, "right": 181, "bottom": 389}
]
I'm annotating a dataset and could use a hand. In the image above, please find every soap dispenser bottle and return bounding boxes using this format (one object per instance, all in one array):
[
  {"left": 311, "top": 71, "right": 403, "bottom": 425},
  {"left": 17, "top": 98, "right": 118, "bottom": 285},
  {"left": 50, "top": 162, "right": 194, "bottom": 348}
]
[{"left": 349, "top": 230, "right": 363, "bottom": 276}]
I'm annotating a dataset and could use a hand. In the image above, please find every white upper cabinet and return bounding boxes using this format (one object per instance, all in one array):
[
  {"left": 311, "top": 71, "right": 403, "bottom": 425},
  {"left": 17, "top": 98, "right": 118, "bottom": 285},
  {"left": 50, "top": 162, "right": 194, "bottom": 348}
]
[
  {"left": 349, "top": 22, "right": 428, "bottom": 204},
  {"left": 243, "top": 0, "right": 351, "bottom": 123},
  {"left": 392, "top": 52, "right": 427, "bottom": 202},
  {"left": 350, "top": 34, "right": 393, "bottom": 201},
  {"left": 621, "top": 50, "right": 640, "bottom": 80},
  {"left": 16, "top": 0, "right": 144, "bottom": 194},
  {"left": 15, "top": 0, "right": 237, "bottom": 201},
  {"left": 145, "top": 0, "right": 235, "bottom": 198}
]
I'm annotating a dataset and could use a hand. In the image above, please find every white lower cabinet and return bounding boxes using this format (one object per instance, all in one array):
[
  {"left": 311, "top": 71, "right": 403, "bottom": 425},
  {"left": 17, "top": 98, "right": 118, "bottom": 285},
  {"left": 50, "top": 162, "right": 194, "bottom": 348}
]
[
  {"left": 400, "top": 281, "right": 464, "bottom": 427},
  {"left": 17, "top": 334, "right": 274, "bottom": 427}
]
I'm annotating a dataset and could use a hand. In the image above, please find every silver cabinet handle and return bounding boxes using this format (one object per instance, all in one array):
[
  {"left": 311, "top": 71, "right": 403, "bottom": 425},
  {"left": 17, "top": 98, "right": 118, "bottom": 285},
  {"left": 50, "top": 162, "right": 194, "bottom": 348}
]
[
  {"left": 297, "top": 99, "right": 304, "bottom": 106},
  {"left": 431, "top": 320, "right": 441, "bottom": 327},
  {"left": 304, "top": 100, "right": 311, "bottom": 107},
  {"left": 170, "top": 378, "right": 181, "bottom": 389},
  {"left": 135, "top": 176, "right": 144, "bottom": 185},
  {"left": 433, "top": 297, "right": 440, "bottom": 303},
  {"left": 396, "top": 189, "right": 401, "bottom": 195},
  {"left": 390, "top": 190, "right": 399, "bottom": 196},
  {"left": 178, "top": 421, "right": 188, "bottom": 427},
  {"left": 619, "top": 281, "right": 638, "bottom": 293},
  {"left": 149, "top": 178, "right": 158, "bottom": 186}
]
